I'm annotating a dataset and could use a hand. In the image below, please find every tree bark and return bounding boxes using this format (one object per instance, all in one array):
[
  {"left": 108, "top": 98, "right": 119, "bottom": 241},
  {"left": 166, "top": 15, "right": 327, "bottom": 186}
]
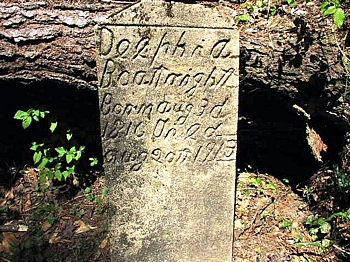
[
  {"left": 0, "top": 1, "right": 132, "bottom": 89},
  {"left": 0, "top": 1, "right": 349, "bottom": 144}
]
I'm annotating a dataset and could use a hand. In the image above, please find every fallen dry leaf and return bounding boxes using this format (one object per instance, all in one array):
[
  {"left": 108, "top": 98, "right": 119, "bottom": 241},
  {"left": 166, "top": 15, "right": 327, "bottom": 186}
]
[
  {"left": 1, "top": 232, "right": 24, "bottom": 252},
  {"left": 99, "top": 237, "right": 109, "bottom": 249},
  {"left": 48, "top": 232, "right": 60, "bottom": 244},
  {"left": 41, "top": 221, "right": 52, "bottom": 232},
  {"left": 74, "top": 220, "right": 97, "bottom": 234},
  {"left": 0, "top": 188, "right": 14, "bottom": 207}
]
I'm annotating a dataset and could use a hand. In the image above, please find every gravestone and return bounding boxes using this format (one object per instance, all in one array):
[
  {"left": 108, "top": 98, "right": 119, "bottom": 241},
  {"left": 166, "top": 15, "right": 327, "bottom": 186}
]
[{"left": 96, "top": 1, "right": 239, "bottom": 261}]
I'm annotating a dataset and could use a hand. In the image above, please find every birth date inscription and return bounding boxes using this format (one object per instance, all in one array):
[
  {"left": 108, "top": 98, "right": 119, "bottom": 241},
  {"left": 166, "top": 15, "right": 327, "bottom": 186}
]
[
  {"left": 96, "top": 2, "right": 239, "bottom": 261},
  {"left": 97, "top": 27, "right": 238, "bottom": 171}
]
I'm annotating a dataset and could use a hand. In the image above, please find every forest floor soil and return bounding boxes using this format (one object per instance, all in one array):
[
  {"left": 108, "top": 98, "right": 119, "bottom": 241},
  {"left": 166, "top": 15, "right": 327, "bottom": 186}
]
[{"left": 0, "top": 168, "right": 347, "bottom": 261}]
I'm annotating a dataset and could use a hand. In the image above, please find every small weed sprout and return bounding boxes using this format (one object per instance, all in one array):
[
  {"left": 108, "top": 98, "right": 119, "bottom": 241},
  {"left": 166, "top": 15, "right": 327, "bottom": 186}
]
[
  {"left": 279, "top": 219, "right": 293, "bottom": 231},
  {"left": 14, "top": 108, "right": 98, "bottom": 184},
  {"left": 321, "top": 0, "right": 345, "bottom": 28},
  {"left": 297, "top": 210, "right": 350, "bottom": 252}
]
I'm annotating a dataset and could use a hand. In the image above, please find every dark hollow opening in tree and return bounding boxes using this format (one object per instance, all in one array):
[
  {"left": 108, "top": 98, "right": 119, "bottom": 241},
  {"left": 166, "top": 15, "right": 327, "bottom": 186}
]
[
  {"left": 0, "top": 80, "right": 346, "bottom": 189},
  {"left": 237, "top": 80, "right": 346, "bottom": 186},
  {"left": 0, "top": 81, "right": 102, "bottom": 185}
]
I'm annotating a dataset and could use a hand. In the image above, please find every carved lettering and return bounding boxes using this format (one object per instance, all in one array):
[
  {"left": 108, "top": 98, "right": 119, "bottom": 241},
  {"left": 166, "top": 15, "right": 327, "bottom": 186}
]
[
  {"left": 210, "top": 39, "right": 231, "bottom": 58},
  {"left": 99, "top": 27, "right": 113, "bottom": 56},
  {"left": 97, "top": 7, "right": 239, "bottom": 261},
  {"left": 100, "top": 59, "right": 116, "bottom": 88},
  {"left": 98, "top": 27, "right": 237, "bottom": 167},
  {"left": 153, "top": 118, "right": 169, "bottom": 138},
  {"left": 133, "top": 37, "right": 150, "bottom": 59},
  {"left": 116, "top": 39, "right": 131, "bottom": 58}
]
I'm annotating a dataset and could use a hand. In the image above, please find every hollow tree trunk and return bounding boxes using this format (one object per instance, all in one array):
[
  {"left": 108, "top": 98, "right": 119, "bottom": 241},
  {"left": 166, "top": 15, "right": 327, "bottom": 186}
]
[{"left": 0, "top": 0, "right": 349, "bottom": 170}]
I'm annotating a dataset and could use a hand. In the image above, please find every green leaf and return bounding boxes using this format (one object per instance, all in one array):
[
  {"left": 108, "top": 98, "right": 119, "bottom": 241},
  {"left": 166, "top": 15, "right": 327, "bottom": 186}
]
[
  {"left": 320, "top": 222, "right": 331, "bottom": 234},
  {"left": 30, "top": 142, "right": 43, "bottom": 151},
  {"left": 256, "top": 1, "right": 266, "bottom": 8},
  {"left": 38, "top": 158, "right": 49, "bottom": 169},
  {"left": 235, "top": 14, "right": 249, "bottom": 25},
  {"left": 309, "top": 227, "right": 319, "bottom": 235},
  {"left": 84, "top": 187, "right": 91, "bottom": 194},
  {"left": 14, "top": 110, "right": 28, "bottom": 120},
  {"left": 22, "top": 117, "right": 32, "bottom": 129},
  {"left": 324, "top": 6, "right": 337, "bottom": 15},
  {"left": 66, "top": 131, "right": 73, "bottom": 141},
  {"left": 50, "top": 122, "right": 58, "bottom": 133},
  {"left": 55, "top": 147, "right": 66, "bottom": 157},
  {"left": 46, "top": 170, "right": 54, "bottom": 180},
  {"left": 55, "top": 162, "right": 62, "bottom": 170},
  {"left": 67, "top": 165, "right": 75, "bottom": 175},
  {"left": 286, "top": 0, "right": 297, "bottom": 7},
  {"left": 39, "top": 172, "right": 47, "bottom": 183},
  {"left": 75, "top": 147, "right": 85, "bottom": 160},
  {"left": 321, "top": 1, "right": 329, "bottom": 11},
  {"left": 40, "top": 110, "right": 49, "bottom": 118},
  {"left": 62, "top": 171, "right": 70, "bottom": 180},
  {"left": 32, "top": 114, "right": 39, "bottom": 121},
  {"left": 66, "top": 153, "right": 73, "bottom": 164},
  {"left": 102, "top": 187, "right": 108, "bottom": 196},
  {"left": 334, "top": 8, "right": 345, "bottom": 28},
  {"left": 321, "top": 238, "right": 331, "bottom": 248},
  {"left": 89, "top": 157, "right": 98, "bottom": 167},
  {"left": 306, "top": 215, "right": 324, "bottom": 226},
  {"left": 55, "top": 170, "right": 62, "bottom": 181},
  {"left": 294, "top": 241, "right": 323, "bottom": 249},
  {"left": 33, "top": 151, "right": 42, "bottom": 164},
  {"left": 270, "top": 5, "right": 277, "bottom": 16},
  {"left": 328, "top": 210, "right": 350, "bottom": 221}
]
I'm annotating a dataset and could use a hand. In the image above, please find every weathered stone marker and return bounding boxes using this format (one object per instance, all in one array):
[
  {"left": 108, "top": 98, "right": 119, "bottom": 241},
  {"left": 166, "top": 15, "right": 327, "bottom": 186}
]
[{"left": 96, "top": 1, "right": 239, "bottom": 261}]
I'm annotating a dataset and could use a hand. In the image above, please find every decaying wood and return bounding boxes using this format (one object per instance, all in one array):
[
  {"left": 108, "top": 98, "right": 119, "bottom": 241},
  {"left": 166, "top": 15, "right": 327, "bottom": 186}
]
[
  {"left": 0, "top": 0, "right": 348, "bottom": 132},
  {"left": 0, "top": 1, "right": 130, "bottom": 89}
]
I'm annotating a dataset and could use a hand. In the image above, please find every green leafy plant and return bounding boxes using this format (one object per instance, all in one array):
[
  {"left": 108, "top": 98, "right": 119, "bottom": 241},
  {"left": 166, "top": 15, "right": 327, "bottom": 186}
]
[
  {"left": 84, "top": 187, "right": 95, "bottom": 201},
  {"left": 296, "top": 210, "right": 350, "bottom": 251},
  {"left": 14, "top": 108, "right": 51, "bottom": 129},
  {"left": 333, "top": 164, "right": 350, "bottom": 189},
  {"left": 298, "top": 185, "right": 313, "bottom": 203},
  {"left": 256, "top": 248, "right": 262, "bottom": 256},
  {"left": 235, "top": 14, "right": 250, "bottom": 25},
  {"left": 248, "top": 176, "right": 278, "bottom": 194},
  {"left": 14, "top": 108, "right": 96, "bottom": 183},
  {"left": 286, "top": 0, "right": 297, "bottom": 8},
  {"left": 321, "top": 0, "right": 346, "bottom": 28},
  {"left": 305, "top": 215, "right": 332, "bottom": 240},
  {"left": 89, "top": 157, "right": 99, "bottom": 167},
  {"left": 279, "top": 219, "right": 293, "bottom": 230}
]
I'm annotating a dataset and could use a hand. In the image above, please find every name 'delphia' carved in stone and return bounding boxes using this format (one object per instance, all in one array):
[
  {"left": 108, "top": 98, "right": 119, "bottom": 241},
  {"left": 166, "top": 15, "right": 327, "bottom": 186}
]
[
  {"left": 98, "top": 28, "right": 236, "bottom": 93},
  {"left": 98, "top": 27, "right": 238, "bottom": 173},
  {"left": 96, "top": 8, "right": 239, "bottom": 259}
]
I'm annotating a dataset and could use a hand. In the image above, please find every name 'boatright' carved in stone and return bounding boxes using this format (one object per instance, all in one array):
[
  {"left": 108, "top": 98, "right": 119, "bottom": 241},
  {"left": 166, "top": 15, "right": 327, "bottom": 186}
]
[{"left": 96, "top": 1, "right": 239, "bottom": 261}]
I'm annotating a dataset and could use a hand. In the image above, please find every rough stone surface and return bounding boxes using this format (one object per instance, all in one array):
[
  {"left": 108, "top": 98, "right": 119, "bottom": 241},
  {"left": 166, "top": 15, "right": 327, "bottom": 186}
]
[{"left": 96, "top": 1, "right": 239, "bottom": 261}]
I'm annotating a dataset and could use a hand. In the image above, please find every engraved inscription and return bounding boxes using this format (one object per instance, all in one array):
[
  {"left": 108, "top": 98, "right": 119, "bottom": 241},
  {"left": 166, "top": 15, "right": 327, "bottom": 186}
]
[
  {"left": 98, "top": 27, "right": 238, "bottom": 168},
  {"left": 99, "top": 29, "right": 233, "bottom": 62},
  {"left": 100, "top": 92, "right": 234, "bottom": 142},
  {"left": 97, "top": 14, "right": 239, "bottom": 261},
  {"left": 102, "top": 138, "right": 237, "bottom": 172}
]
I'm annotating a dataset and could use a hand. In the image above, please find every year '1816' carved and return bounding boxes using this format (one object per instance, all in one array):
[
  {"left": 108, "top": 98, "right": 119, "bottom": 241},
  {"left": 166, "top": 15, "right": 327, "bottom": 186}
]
[{"left": 96, "top": 1, "right": 239, "bottom": 261}]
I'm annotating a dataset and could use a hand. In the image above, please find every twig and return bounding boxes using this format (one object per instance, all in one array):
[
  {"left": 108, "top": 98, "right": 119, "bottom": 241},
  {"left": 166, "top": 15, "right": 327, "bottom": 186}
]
[
  {"left": 336, "top": 39, "right": 350, "bottom": 63},
  {"left": 0, "top": 224, "right": 28, "bottom": 232},
  {"left": 248, "top": 197, "right": 275, "bottom": 234},
  {"left": 333, "top": 244, "right": 350, "bottom": 256}
]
